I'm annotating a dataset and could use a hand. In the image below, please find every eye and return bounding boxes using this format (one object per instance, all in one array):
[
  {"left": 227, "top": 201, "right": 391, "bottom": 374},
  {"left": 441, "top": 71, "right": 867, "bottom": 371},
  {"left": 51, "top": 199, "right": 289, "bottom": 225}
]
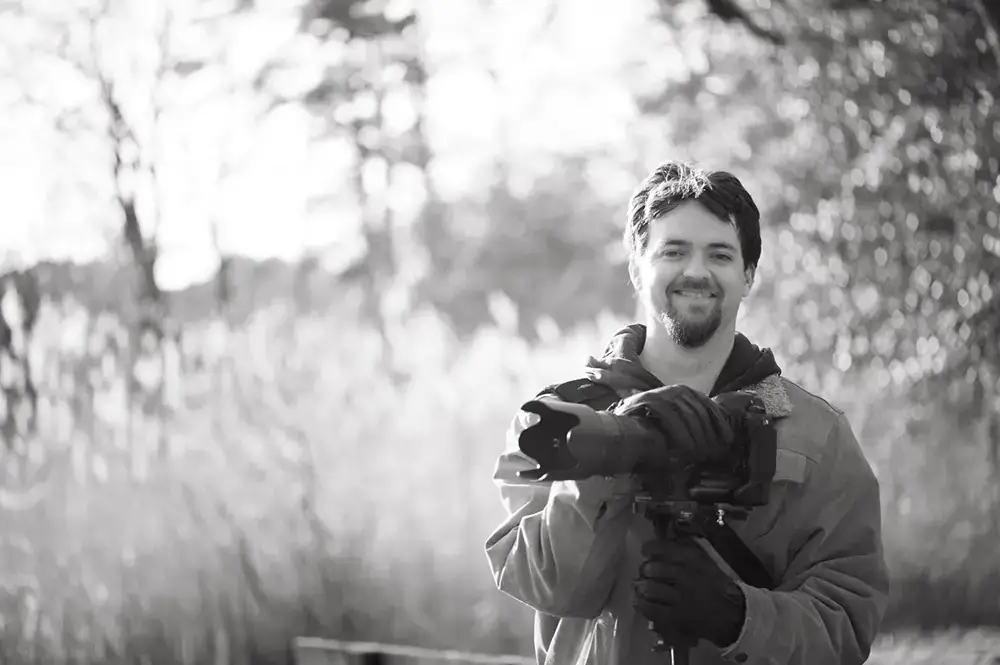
[{"left": 711, "top": 253, "right": 733, "bottom": 262}]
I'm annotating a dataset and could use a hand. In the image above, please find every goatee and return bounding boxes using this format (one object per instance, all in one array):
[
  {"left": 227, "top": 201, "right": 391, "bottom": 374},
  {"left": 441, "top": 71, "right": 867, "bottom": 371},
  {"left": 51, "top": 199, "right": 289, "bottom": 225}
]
[
  {"left": 656, "top": 309, "right": 722, "bottom": 348},
  {"left": 656, "top": 288, "right": 724, "bottom": 348}
]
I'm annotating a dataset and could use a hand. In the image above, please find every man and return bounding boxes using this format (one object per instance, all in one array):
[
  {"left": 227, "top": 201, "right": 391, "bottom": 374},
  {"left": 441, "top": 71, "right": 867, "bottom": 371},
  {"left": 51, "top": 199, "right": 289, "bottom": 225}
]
[{"left": 484, "top": 161, "right": 890, "bottom": 665}]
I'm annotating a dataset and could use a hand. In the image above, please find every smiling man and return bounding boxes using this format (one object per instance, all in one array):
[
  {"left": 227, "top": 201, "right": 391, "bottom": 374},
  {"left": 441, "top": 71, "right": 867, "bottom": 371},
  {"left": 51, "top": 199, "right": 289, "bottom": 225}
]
[
  {"left": 486, "top": 161, "right": 890, "bottom": 664},
  {"left": 627, "top": 184, "right": 755, "bottom": 394}
]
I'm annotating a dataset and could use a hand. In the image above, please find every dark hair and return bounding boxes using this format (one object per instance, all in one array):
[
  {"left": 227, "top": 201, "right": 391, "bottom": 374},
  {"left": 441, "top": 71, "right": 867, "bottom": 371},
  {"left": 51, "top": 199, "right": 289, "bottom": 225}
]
[{"left": 625, "top": 161, "right": 762, "bottom": 271}]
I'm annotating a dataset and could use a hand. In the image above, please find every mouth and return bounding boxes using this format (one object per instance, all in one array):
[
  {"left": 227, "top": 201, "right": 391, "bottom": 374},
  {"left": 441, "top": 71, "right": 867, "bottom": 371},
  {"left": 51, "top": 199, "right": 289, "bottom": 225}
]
[{"left": 670, "top": 289, "right": 718, "bottom": 299}]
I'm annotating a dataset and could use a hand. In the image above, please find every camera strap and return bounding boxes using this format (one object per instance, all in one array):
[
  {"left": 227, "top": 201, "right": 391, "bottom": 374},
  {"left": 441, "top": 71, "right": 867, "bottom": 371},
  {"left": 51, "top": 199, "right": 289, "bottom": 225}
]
[
  {"left": 690, "top": 512, "right": 775, "bottom": 590},
  {"left": 541, "top": 378, "right": 776, "bottom": 591}
]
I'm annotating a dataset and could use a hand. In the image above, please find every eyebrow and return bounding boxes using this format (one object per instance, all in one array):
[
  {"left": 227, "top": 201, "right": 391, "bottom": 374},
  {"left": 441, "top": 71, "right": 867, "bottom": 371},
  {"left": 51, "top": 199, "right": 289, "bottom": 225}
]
[{"left": 654, "top": 239, "right": 739, "bottom": 252}]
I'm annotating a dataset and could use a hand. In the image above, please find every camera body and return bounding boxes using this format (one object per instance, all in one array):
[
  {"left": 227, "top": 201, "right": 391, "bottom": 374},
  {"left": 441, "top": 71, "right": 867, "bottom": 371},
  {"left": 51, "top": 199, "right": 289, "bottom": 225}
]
[{"left": 631, "top": 391, "right": 776, "bottom": 531}]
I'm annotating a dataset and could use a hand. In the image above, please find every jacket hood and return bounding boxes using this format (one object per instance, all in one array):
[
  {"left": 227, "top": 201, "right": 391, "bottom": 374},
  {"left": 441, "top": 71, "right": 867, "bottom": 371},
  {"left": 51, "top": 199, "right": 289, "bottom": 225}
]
[
  {"left": 583, "top": 324, "right": 787, "bottom": 409},
  {"left": 582, "top": 324, "right": 662, "bottom": 396}
]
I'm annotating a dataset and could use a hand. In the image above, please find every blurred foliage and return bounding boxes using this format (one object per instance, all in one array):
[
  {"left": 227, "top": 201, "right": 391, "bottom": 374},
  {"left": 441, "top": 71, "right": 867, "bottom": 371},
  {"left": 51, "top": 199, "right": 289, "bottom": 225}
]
[
  {"left": 755, "top": 0, "right": 1000, "bottom": 399},
  {"left": 1, "top": 0, "right": 1000, "bottom": 663}
]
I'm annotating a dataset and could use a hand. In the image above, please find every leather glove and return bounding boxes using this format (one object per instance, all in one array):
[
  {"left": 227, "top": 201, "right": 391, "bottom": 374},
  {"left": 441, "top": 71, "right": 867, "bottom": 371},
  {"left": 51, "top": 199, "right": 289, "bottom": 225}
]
[
  {"left": 633, "top": 537, "right": 746, "bottom": 648},
  {"left": 613, "top": 385, "right": 737, "bottom": 462}
]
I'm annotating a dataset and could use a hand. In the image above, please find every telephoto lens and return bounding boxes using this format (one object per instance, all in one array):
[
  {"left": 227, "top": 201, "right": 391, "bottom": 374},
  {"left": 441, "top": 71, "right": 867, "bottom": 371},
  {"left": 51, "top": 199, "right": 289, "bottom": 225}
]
[{"left": 516, "top": 397, "right": 680, "bottom": 481}]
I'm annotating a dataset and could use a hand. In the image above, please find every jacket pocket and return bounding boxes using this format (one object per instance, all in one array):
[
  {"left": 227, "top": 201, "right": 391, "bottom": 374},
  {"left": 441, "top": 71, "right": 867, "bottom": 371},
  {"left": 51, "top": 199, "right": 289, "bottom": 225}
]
[{"left": 741, "top": 448, "right": 809, "bottom": 544}]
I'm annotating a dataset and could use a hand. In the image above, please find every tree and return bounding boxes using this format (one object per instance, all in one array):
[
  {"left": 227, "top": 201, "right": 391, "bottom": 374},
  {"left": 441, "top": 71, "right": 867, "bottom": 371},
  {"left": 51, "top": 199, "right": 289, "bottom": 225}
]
[{"left": 247, "top": 0, "right": 427, "bottom": 374}]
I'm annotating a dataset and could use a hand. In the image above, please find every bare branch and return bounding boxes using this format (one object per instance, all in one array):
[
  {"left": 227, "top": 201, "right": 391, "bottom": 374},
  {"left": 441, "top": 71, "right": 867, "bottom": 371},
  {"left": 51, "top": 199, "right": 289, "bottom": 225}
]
[
  {"left": 701, "top": 0, "right": 786, "bottom": 45},
  {"left": 144, "top": 4, "right": 179, "bottom": 249}
]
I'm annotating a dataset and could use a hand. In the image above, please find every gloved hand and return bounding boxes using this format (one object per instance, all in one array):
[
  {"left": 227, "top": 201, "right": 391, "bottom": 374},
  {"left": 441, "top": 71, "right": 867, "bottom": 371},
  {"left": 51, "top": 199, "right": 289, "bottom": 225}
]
[
  {"left": 633, "top": 537, "right": 747, "bottom": 648},
  {"left": 613, "top": 385, "right": 737, "bottom": 462}
]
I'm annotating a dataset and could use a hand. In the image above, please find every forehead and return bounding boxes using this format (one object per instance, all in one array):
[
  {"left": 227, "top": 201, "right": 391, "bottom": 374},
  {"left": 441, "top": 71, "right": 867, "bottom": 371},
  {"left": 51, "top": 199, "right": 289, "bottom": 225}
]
[{"left": 646, "top": 200, "right": 741, "bottom": 250}]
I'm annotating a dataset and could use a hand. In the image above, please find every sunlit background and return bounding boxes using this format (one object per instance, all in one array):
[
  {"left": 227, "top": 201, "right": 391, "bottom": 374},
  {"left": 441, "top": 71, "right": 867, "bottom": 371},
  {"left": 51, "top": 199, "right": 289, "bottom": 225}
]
[{"left": 1, "top": 0, "right": 999, "bottom": 662}]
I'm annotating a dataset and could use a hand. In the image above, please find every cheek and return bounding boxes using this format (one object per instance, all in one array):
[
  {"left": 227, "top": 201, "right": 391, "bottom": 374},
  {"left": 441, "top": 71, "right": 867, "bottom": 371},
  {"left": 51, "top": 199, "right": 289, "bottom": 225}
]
[
  {"left": 720, "top": 271, "right": 750, "bottom": 299},
  {"left": 646, "top": 270, "right": 674, "bottom": 297},
  {"left": 637, "top": 265, "right": 661, "bottom": 290}
]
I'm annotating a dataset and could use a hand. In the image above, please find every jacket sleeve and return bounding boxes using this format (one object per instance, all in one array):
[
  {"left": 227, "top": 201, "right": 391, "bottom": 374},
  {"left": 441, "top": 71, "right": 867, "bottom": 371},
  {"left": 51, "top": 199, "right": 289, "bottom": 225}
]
[
  {"left": 720, "top": 412, "right": 891, "bottom": 665},
  {"left": 484, "top": 407, "right": 636, "bottom": 618}
]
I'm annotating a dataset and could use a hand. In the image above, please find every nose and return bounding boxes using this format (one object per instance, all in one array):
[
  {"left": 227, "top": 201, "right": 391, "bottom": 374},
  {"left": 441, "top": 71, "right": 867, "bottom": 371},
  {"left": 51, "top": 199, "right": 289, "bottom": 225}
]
[{"left": 681, "top": 252, "right": 711, "bottom": 279}]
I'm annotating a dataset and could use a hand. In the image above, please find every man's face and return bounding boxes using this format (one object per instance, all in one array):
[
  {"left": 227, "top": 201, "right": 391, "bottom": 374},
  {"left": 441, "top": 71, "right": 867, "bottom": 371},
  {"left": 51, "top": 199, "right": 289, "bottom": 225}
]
[{"left": 629, "top": 200, "right": 754, "bottom": 348}]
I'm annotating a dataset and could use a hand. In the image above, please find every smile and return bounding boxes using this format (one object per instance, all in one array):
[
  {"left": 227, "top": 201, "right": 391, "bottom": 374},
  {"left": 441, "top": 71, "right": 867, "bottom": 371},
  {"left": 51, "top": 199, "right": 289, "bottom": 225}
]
[{"left": 671, "top": 290, "right": 717, "bottom": 298}]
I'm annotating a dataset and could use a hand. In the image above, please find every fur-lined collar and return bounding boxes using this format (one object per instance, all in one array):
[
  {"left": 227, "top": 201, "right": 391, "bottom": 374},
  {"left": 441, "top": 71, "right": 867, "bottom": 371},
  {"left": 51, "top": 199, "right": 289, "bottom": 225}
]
[{"left": 741, "top": 374, "right": 793, "bottom": 419}]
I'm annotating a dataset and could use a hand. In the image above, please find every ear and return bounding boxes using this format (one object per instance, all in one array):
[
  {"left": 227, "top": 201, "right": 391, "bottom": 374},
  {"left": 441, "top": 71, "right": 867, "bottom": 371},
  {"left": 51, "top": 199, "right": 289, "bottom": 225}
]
[
  {"left": 742, "top": 265, "right": 756, "bottom": 297},
  {"left": 628, "top": 259, "right": 640, "bottom": 290}
]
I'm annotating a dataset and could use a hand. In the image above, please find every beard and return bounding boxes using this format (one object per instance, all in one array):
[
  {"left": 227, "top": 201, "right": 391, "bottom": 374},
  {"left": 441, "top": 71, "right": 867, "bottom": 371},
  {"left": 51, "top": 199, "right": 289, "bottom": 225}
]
[{"left": 653, "top": 282, "right": 724, "bottom": 348}]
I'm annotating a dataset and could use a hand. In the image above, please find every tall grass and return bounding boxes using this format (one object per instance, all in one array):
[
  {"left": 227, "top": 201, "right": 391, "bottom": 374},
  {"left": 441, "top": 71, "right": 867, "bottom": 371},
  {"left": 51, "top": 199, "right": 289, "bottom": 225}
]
[{"left": 1, "top": 297, "right": 997, "bottom": 664}]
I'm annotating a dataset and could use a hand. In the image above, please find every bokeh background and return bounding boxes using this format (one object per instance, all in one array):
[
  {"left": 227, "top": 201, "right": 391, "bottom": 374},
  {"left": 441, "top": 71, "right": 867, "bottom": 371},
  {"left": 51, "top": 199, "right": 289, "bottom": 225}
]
[{"left": 1, "top": 0, "right": 999, "bottom": 663}]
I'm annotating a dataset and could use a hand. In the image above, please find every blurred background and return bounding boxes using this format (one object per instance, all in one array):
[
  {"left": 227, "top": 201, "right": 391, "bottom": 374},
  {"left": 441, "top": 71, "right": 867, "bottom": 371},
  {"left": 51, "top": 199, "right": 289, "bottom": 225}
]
[{"left": 0, "top": 0, "right": 999, "bottom": 663}]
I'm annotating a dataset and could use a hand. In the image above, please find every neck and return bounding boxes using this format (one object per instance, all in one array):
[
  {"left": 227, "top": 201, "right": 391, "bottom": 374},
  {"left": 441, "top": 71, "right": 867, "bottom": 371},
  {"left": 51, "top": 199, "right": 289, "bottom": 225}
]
[{"left": 639, "top": 320, "right": 736, "bottom": 393}]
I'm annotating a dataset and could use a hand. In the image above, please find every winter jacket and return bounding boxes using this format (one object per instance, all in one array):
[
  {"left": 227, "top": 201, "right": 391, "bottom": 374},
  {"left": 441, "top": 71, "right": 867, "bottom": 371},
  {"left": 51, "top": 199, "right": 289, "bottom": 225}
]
[{"left": 485, "top": 324, "right": 890, "bottom": 665}]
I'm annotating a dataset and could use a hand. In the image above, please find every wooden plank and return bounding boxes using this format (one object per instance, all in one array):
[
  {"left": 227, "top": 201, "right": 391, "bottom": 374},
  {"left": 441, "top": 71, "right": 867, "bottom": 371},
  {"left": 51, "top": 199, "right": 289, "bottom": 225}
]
[{"left": 292, "top": 638, "right": 535, "bottom": 665}]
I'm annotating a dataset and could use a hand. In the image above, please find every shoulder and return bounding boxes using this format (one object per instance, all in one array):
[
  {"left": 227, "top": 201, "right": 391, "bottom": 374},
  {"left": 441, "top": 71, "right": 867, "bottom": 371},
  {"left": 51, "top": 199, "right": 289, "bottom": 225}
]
[
  {"left": 771, "top": 379, "right": 880, "bottom": 509},
  {"left": 775, "top": 377, "right": 859, "bottom": 467},
  {"left": 781, "top": 377, "right": 847, "bottom": 419}
]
